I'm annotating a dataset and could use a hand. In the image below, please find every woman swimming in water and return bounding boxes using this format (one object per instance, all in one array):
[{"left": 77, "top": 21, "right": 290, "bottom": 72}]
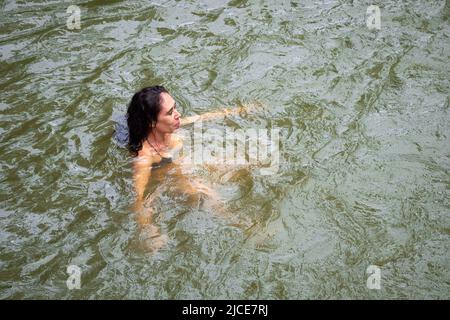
[{"left": 125, "top": 85, "right": 244, "bottom": 250}]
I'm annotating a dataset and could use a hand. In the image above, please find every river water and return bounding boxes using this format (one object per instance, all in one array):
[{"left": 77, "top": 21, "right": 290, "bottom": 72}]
[{"left": 0, "top": 0, "right": 449, "bottom": 299}]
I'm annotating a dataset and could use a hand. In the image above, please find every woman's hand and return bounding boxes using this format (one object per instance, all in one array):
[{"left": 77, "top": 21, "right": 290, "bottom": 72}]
[
  {"left": 135, "top": 201, "right": 153, "bottom": 225},
  {"left": 133, "top": 197, "right": 143, "bottom": 213},
  {"left": 140, "top": 221, "right": 168, "bottom": 253}
]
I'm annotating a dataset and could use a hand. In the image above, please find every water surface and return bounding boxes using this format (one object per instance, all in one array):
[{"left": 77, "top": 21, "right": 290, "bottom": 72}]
[{"left": 0, "top": 0, "right": 449, "bottom": 299}]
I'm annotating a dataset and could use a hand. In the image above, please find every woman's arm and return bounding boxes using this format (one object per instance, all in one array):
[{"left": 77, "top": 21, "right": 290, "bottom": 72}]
[
  {"left": 132, "top": 156, "right": 152, "bottom": 222},
  {"left": 132, "top": 156, "right": 168, "bottom": 251},
  {"left": 181, "top": 105, "right": 246, "bottom": 126}
]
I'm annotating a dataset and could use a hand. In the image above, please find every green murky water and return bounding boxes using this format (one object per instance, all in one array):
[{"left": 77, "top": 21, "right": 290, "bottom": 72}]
[{"left": 1, "top": 0, "right": 449, "bottom": 299}]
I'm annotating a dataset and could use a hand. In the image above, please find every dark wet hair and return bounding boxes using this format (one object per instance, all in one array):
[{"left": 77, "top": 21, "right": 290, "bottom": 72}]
[{"left": 127, "top": 85, "right": 168, "bottom": 156}]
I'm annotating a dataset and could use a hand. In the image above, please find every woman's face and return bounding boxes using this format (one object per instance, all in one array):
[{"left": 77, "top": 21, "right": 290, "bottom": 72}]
[{"left": 154, "top": 92, "right": 181, "bottom": 134}]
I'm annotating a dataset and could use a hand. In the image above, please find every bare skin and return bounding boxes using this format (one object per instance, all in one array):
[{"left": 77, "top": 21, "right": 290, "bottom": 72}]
[{"left": 132, "top": 92, "right": 246, "bottom": 252}]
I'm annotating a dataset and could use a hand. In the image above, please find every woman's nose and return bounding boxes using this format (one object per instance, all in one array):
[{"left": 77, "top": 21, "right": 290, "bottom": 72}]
[{"left": 175, "top": 110, "right": 181, "bottom": 119}]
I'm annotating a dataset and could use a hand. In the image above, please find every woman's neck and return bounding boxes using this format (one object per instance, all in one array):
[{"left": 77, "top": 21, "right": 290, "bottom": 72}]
[{"left": 148, "top": 130, "right": 168, "bottom": 149}]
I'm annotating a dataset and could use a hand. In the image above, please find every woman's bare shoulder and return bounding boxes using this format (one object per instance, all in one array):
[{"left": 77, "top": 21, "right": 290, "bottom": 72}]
[
  {"left": 169, "top": 133, "right": 183, "bottom": 148},
  {"left": 134, "top": 145, "right": 156, "bottom": 167}
]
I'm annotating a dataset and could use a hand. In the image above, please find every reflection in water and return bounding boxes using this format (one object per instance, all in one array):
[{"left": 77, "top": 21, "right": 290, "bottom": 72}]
[
  {"left": 0, "top": 0, "right": 449, "bottom": 299},
  {"left": 136, "top": 153, "right": 230, "bottom": 254}
]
